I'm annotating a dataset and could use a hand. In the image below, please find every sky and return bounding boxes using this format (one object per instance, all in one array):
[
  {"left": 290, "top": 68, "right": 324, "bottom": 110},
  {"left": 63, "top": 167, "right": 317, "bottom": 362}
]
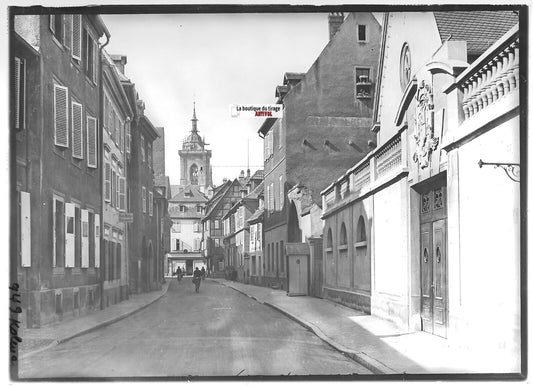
[{"left": 101, "top": 13, "right": 331, "bottom": 187}]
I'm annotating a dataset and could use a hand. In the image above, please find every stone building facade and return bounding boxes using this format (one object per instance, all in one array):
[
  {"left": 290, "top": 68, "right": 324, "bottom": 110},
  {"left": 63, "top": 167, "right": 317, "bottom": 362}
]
[{"left": 321, "top": 11, "right": 520, "bottom": 372}]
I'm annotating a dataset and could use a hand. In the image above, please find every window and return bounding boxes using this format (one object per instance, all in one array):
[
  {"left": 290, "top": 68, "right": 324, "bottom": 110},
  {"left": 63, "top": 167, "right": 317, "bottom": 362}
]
[
  {"left": 53, "top": 197, "right": 65, "bottom": 267},
  {"left": 140, "top": 135, "right": 145, "bottom": 162},
  {"left": 357, "top": 216, "right": 367, "bottom": 242},
  {"left": 194, "top": 222, "right": 200, "bottom": 232},
  {"left": 65, "top": 202, "right": 75, "bottom": 267},
  {"left": 339, "top": 222, "right": 347, "bottom": 248},
  {"left": 147, "top": 143, "right": 152, "bottom": 168},
  {"left": 119, "top": 177, "right": 126, "bottom": 211},
  {"left": 175, "top": 239, "right": 180, "bottom": 251},
  {"left": 81, "top": 209, "right": 89, "bottom": 268},
  {"left": 71, "top": 101, "right": 83, "bottom": 159},
  {"left": 14, "top": 57, "right": 26, "bottom": 130},
  {"left": 71, "top": 15, "right": 82, "bottom": 61},
  {"left": 149, "top": 191, "right": 153, "bottom": 216},
  {"left": 326, "top": 228, "right": 333, "bottom": 251},
  {"left": 214, "top": 220, "right": 219, "bottom": 229},
  {"left": 95, "top": 214, "right": 100, "bottom": 268},
  {"left": 111, "top": 170, "right": 117, "bottom": 207},
  {"left": 83, "top": 29, "right": 97, "bottom": 83},
  {"left": 399, "top": 43, "right": 411, "bottom": 91},
  {"left": 355, "top": 67, "right": 371, "bottom": 99},
  {"left": 279, "top": 175, "right": 284, "bottom": 209},
  {"left": 270, "top": 183, "right": 274, "bottom": 211},
  {"left": 88, "top": 211, "right": 95, "bottom": 267},
  {"left": 74, "top": 206, "right": 81, "bottom": 267},
  {"left": 142, "top": 186, "right": 146, "bottom": 213},
  {"left": 172, "top": 221, "right": 181, "bottom": 233},
  {"left": 357, "top": 24, "right": 367, "bottom": 42},
  {"left": 215, "top": 238, "right": 220, "bottom": 247},
  {"left": 179, "top": 205, "right": 186, "bottom": 212},
  {"left": 104, "top": 162, "right": 111, "bottom": 202},
  {"left": 54, "top": 84, "right": 69, "bottom": 147},
  {"left": 87, "top": 116, "right": 97, "bottom": 167},
  {"left": 50, "top": 15, "right": 63, "bottom": 44},
  {"left": 126, "top": 122, "right": 131, "bottom": 154}
]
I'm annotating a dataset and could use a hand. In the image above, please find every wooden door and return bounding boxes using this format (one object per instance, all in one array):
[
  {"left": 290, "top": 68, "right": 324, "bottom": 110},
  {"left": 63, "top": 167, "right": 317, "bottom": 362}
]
[{"left": 420, "top": 186, "right": 447, "bottom": 338}]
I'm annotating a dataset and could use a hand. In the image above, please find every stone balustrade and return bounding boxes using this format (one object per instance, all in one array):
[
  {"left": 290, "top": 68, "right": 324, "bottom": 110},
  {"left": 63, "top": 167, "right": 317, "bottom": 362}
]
[{"left": 459, "top": 26, "right": 519, "bottom": 120}]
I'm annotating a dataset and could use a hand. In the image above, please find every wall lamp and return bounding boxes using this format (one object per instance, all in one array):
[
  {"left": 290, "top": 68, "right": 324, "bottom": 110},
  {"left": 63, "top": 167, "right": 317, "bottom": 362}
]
[{"left": 478, "top": 159, "right": 520, "bottom": 182}]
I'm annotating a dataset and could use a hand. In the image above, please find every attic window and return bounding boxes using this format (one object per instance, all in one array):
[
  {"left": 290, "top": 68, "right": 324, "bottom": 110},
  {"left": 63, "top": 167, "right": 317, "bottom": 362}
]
[
  {"left": 357, "top": 25, "right": 367, "bottom": 42},
  {"left": 185, "top": 190, "right": 193, "bottom": 198}
]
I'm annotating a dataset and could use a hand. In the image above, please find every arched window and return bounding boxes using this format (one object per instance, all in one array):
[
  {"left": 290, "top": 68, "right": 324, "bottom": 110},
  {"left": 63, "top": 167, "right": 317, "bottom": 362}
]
[
  {"left": 190, "top": 164, "right": 199, "bottom": 185},
  {"left": 340, "top": 223, "right": 347, "bottom": 246},
  {"left": 326, "top": 228, "right": 333, "bottom": 250},
  {"left": 357, "top": 216, "right": 367, "bottom": 243}
]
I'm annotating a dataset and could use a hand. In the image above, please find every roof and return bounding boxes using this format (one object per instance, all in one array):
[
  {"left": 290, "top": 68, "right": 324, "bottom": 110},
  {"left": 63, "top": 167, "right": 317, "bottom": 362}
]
[
  {"left": 283, "top": 72, "right": 305, "bottom": 84},
  {"left": 246, "top": 208, "right": 264, "bottom": 224},
  {"left": 170, "top": 185, "right": 208, "bottom": 203},
  {"left": 434, "top": 11, "right": 519, "bottom": 57},
  {"left": 203, "top": 179, "right": 243, "bottom": 221},
  {"left": 245, "top": 181, "right": 264, "bottom": 200}
]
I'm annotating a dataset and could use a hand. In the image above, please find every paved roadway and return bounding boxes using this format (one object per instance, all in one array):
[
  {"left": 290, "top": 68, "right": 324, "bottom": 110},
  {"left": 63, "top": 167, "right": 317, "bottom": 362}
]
[{"left": 19, "top": 279, "right": 370, "bottom": 378}]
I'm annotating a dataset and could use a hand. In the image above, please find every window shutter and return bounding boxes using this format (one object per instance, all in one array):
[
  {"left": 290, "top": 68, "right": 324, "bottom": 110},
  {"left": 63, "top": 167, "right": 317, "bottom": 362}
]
[
  {"left": 81, "top": 209, "right": 89, "bottom": 268},
  {"left": 119, "top": 177, "right": 126, "bottom": 211},
  {"left": 20, "top": 191, "right": 31, "bottom": 267},
  {"left": 65, "top": 202, "right": 75, "bottom": 267},
  {"left": 104, "top": 162, "right": 111, "bottom": 202},
  {"left": 279, "top": 175, "right": 284, "bottom": 209},
  {"left": 63, "top": 14, "right": 72, "bottom": 49},
  {"left": 72, "top": 15, "right": 81, "bottom": 61},
  {"left": 112, "top": 170, "right": 117, "bottom": 207},
  {"left": 114, "top": 112, "right": 119, "bottom": 143},
  {"left": 149, "top": 191, "right": 153, "bottom": 216},
  {"left": 92, "top": 40, "right": 98, "bottom": 83},
  {"left": 54, "top": 84, "right": 69, "bottom": 147},
  {"left": 95, "top": 214, "right": 100, "bottom": 268},
  {"left": 71, "top": 101, "right": 83, "bottom": 159},
  {"left": 87, "top": 116, "right": 97, "bottom": 168},
  {"left": 126, "top": 123, "right": 130, "bottom": 154},
  {"left": 14, "top": 57, "right": 25, "bottom": 130},
  {"left": 50, "top": 15, "right": 55, "bottom": 33},
  {"left": 142, "top": 187, "right": 146, "bottom": 213}
]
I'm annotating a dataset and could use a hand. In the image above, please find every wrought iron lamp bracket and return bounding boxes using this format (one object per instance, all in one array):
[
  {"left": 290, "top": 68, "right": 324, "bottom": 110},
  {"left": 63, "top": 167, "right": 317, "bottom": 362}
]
[{"left": 478, "top": 159, "right": 520, "bottom": 182}]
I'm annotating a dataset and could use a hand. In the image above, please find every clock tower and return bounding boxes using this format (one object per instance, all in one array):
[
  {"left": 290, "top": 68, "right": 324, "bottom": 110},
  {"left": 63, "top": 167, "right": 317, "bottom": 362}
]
[{"left": 178, "top": 103, "right": 213, "bottom": 190}]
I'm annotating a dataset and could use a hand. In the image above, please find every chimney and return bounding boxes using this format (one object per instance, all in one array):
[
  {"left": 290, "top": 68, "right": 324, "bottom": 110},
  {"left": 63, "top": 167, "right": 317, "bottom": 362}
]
[
  {"left": 111, "top": 54, "right": 127, "bottom": 75},
  {"left": 328, "top": 13, "right": 344, "bottom": 40},
  {"left": 247, "top": 169, "right": 251, "bottom": 179}
]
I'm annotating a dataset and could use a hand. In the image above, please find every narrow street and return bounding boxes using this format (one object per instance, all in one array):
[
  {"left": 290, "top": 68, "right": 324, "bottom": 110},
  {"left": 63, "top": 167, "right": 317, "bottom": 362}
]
[{"left": 19, "top": 279, "right": 370, "bottom": 378}]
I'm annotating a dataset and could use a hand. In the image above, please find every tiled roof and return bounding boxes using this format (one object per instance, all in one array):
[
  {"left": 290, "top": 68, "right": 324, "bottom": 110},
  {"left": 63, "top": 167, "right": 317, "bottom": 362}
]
[
  {"left": 245, "top": 181, "right": 264, "bottom": 200},
  {"left": 250, "top": 170, "right": 264, "bottom": 181},
  {"left": 246, "top": 208, "right": 264, "bottom": 224},
  {"left": 170, "top": 185, "right": 208, "bottom": 203},
  {"left": 434, "top": 11, "right": 519, "bottom": 56}
]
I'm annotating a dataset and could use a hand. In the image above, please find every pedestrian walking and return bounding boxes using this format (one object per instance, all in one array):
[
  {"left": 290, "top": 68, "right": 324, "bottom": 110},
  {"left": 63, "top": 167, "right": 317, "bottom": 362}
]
[
  {"left": 192, "top": 267, "right": 202, "bottom": 293},
  {"left": 176, "top": 267, "right": 182, "bottom": 282},
  {"left": 201, "top": 266, "right": 206, "bottom": 280}
]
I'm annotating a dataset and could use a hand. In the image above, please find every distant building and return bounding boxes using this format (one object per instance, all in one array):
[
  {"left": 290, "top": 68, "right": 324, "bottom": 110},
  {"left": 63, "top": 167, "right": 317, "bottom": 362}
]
[
  {"left": 101, "top": 51, "right": 134, "bottom": 307},
  {"left": 257, "top": 12, "right": 381, "bottom": 291},
  {"left": 120, "top": 69, "right": 162, "bottom": 293},
  {"left": 12, "top": 14, "right": 110, "bottom": 327},
  {"left": 321, "top": 11, "right": 520, "bottom": 370},
  {"left": 167, "top": 185, "right": 207, "bottom": 275}
]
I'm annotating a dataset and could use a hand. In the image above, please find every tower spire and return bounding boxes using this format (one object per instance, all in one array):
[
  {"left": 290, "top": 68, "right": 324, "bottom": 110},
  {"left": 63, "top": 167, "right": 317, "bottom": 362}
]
[{"left": 191, "top": 101, "right": 198, "bottom": 133}]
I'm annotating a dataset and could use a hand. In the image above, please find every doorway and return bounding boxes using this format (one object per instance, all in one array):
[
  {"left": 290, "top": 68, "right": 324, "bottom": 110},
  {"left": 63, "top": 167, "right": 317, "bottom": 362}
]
[{"left": 420, "top": 184, "right": 447, "bottom": 338}]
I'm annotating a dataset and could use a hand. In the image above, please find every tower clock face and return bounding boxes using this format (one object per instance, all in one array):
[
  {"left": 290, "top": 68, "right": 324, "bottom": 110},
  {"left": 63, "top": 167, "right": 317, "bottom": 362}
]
[{"left": 399, "top": 42, "right": 411, "bottom": 91}]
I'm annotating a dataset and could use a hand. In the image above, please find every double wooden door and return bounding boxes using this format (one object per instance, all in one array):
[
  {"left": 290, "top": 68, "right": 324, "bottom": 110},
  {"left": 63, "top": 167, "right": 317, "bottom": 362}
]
[{"left": 420, "top": 186, "right": 447, "bottom": 338}]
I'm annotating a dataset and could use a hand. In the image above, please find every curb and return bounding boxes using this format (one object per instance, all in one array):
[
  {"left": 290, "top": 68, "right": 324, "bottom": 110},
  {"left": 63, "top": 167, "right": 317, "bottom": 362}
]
[
  {"left": 219, "top": 280, "right": 398, "bottom": 375},
  {"left": 19, "top": 283, "right": 171, "bottom": 360}
]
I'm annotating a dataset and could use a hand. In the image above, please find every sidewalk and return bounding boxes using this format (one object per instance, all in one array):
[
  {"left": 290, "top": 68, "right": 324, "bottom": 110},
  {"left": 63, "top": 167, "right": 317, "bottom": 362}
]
[
  {"left": 18, "top": 282, "right": 170, "bottom": 359},
  {"left": 215, "top": 279, "right": 520, "bottom": 375}
]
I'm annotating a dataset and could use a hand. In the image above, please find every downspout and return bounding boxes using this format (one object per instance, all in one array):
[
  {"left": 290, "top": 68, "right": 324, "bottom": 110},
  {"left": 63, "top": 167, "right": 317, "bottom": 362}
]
[
  {"left": 124, "top": 117, "right": 131, "bottom": 298},
  {"left": 99, "top": 31, "right": 110, "bottom": 310}
]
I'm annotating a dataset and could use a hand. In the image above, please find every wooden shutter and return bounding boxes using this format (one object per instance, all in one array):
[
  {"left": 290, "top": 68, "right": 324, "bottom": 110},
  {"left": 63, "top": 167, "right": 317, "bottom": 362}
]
[
  {"left": 20, "top": 191, "right": 31, "bottom": 267},
  {"left": 87, "top": 116, "right": 97, "bottom": 168},
  {"left": 72, "top": 15, "right": 81, "bottom": 60},
  {"left": 81, "top": 209, "right": 89, "bottom": 268},
  {"left": 104, "top": 162, "right": 111, "bottom": 202},
  {"left": 71, "top": 101, "right": 83, "bottom": 159},
  {"left": 92, "top": 40, "right": 98, "bottom": 83},
  {"left": 149, "top": 191, "right": 153, "bottom": 216},
  {"left": 111, "top": 170, "right": 117, "bottom": 207},
  {"left": 95, "top": 214, "right": 100, "bottom": 268},
  {"left": 65, "top": 203, "right": 75, "bottom": 267},
  {"left": 54, "top": 84, "right": 69, "bottom": 147},
  {"left": 119, "top": 177, "right": 126, "bottom": 211},
  {"left": 142, "top": 187, "right": 146, "bottom": 213}
]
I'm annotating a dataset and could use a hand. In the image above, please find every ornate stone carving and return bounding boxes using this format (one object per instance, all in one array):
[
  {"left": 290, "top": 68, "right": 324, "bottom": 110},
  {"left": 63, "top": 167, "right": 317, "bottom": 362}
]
[{"left": 412, "top": 81, "right": 439, "bottom": 169}]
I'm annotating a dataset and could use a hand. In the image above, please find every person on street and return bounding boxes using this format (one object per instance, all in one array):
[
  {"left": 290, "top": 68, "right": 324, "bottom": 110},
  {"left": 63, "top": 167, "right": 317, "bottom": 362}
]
[
  {"left": 193, "top": 267, "right": 202, "bottom": 293},
  {"left": 176, "top": 266, "right": 182, "bottom": 282},
  {"left": 201, "top": 266, "right": 206, "bottom": 280}
]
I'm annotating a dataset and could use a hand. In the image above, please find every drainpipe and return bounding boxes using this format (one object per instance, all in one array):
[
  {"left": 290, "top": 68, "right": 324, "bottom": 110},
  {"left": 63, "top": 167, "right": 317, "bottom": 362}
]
[
  {"left": 124, "top": 117, "right": 131, "bottom": 298},
  {"left": 99, "top": 30, "right": 111, "bottom": 310}
]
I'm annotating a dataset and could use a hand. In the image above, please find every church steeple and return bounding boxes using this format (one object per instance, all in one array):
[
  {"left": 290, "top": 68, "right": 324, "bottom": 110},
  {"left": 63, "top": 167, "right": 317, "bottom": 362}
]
[{"left": 191, "top": 101, "right": 198, "bottom": 133}]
